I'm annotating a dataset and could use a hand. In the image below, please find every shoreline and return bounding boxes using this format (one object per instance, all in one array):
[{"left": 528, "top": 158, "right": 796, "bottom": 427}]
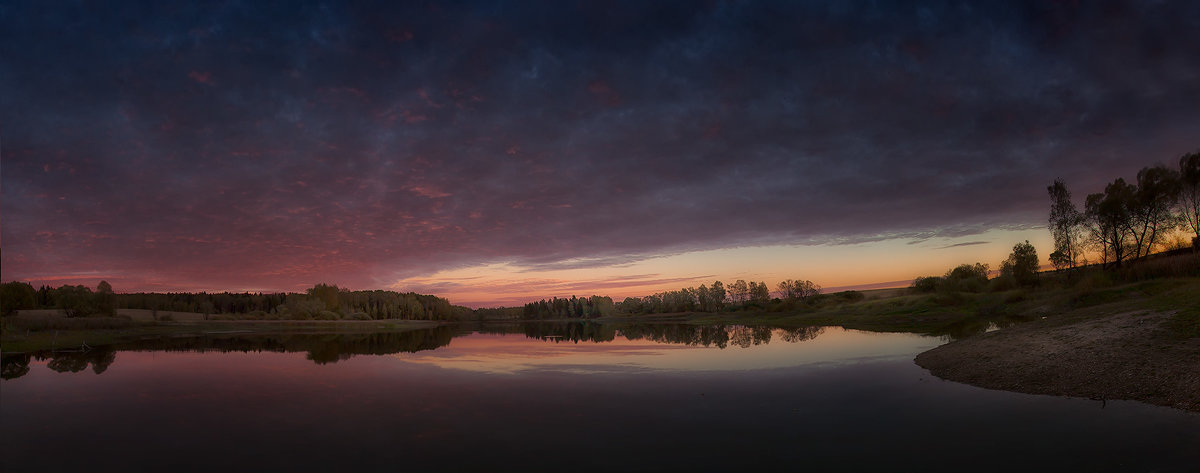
[
  {"left": 915, "top": 308, "right": 1200, "bottom": 413},
  {"left": 0, "top": 319, "right": 443, "bottom": 354}
]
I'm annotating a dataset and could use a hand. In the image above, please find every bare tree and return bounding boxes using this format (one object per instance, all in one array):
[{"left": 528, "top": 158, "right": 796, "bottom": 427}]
[
  {"left": 1178, "top": 151, "right": 1200, "bottom": 247},
  {"left": 1128, "top": 165, "right": 1180, "bottom": 257},
  {"left": 1047, "top": 179, "right": 1084, "bottom": 269},
  {"left": 1085, "top": 179, "right": 1135, "bottom": 267}
]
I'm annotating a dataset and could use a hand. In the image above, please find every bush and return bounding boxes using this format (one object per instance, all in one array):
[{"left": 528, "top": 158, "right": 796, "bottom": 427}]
[
  {"left": 976, "top": 303, "right": 1008, "bottom": 317},
  {"left": 245, "top": 310, "right": 268, "bottom": 320},
  {"left": 314, "top": 310, "right": 341, "bottom": 320},
  {"left": 345, "top": 312, "right": 373, "bottom": 320},
  {"left": 929, "top": 291, "right": 967, "bottom": 306},
  {"left": 942, "top": 263, "right": 990, "bottom": 293},
  {"left": 288, "top": 311, "right": 312, "bottom": 320},
  {"left": 1074, "top": 270, "right": 1114, "bottom": 292},
  {"left": 910, "top": 276, "right": 940, "bottom": 293},
  {"left": 834, "top": 291, "right": 865, "bottom": 303},
  {"left": 1116, "top": 252, "right": 1200, "bottom": 281},
  {"left": 989, "top": 275, "right": 1017, "bottom": 292}
]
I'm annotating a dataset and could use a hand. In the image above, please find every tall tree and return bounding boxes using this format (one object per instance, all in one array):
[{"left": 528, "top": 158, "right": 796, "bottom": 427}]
[
  {"left": 1128, "top": 165, "right": 1180, "bottom": 258},
  {"left": 306, "top": 283, "right": 341, "bottom": 312},
  {"left": 708, "top": 281, "right": 726, "bottom": 311},
  {"left": 728, "top": 280, "right": 749, "bottom": 304},
  {"left": 1178, "top": 151, "right": 1200, "bottom": 247},
  {"left": 1085, "top": 179, "right": 1136, "bottom": 267},
  {"left": 95, "top": 280, "right": 115, "bottom": 316},
  {"left": 1046, "top": 179, "right": 1084, "bottom": 269},
  {"left": 748, "top": 281, "right": 770, "bottom": 304}
]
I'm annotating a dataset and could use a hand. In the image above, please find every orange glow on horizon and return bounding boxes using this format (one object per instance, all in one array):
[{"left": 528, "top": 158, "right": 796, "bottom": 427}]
[{"left": 392, "top": 228, "right": 1055, "bottom": 308}]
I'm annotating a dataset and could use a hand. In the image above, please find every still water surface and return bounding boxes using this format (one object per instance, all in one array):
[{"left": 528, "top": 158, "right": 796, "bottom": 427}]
[{"left": 3, "top": 323, "right": 1198, "bottom": 472}]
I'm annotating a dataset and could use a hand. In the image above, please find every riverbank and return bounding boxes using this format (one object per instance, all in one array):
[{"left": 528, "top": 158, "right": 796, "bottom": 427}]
[
  {"left": 916, "top": 277, "right": 1200, "bottom": 413},
  {"left": 0, "top": 317, "right": 442, "bottom": 353}
]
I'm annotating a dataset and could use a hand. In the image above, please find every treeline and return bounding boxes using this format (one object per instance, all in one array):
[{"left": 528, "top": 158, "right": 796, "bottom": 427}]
[
  {"left": 0, "top": 281, "right": 470, "bottom": 321},
  {"left": 472, "top": 321, "right": 826, "bottom": 348},
  {"left": 517, "top": 278, "right": 840, "bottom": 319},
  {"left": 521, "top": 295, "right": 615, "bottom": 320},
  {"left": 1049, "top": 150, "right": 1200, "bottom": 269},
  {"left": 0, "top": 281, "right": 117, "bottom": 317},
  {"left": 911, "top": 241, "right": 1042, "bottom": 294},
  {"left": 614, "top": 278, "right": 825, "bottom": 315}
]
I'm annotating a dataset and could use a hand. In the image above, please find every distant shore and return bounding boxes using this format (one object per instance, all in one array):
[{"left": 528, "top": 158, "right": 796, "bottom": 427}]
[{"left": 0, "top": 316, "right": 441, "bottom": 354}]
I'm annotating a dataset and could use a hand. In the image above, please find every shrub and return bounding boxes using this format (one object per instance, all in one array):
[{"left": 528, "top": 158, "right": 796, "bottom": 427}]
[
  {"left": 314, "top": 310, "right": 341, "bottom": 320},
  {"left": 1003, "top": 290, "right": 1027, "bottom": 304},
  {"left": 942, "top": 263, "right": 990, "bottom": 293},
  {"left": 834, "top": 291, "right": 865, "bottom": 303},
  {"left": 1115, "top": 252, "right": 1200, "bottom": 281},
  {"left": 1074, "top": 270, "right": 1114, "bottom": 292},
  {"left": 989, "top": 275, "right": 1017, "bottom": 292},
  {"left": 910, "top": 276, "right": 941, "bottom": 293},
  {"left": 346, "top": 312, "right": 372, "bottom": 321},
  {"left": 976, "top": 303, "right": 1008, "bottom": 317}
]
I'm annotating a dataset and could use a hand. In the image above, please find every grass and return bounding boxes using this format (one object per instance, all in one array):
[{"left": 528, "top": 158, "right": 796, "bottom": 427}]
[
  {"left": 621, "top": 275, "right": 1200, "bottom": 340},
  {"left": 0, "top": 317, "right": 442, "bottom": 353}
]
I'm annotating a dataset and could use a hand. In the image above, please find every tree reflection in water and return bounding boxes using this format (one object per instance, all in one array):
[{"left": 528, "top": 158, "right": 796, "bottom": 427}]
[{"left": 0, "top": 323, "right": 829, "bottom": 379}]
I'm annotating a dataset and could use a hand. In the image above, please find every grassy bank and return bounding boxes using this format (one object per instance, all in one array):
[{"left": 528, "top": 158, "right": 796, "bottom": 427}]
[
  {"left": 0, "top": 316, "right": 442, "bottom": 353},
  {"left": 915, "top": 277, "right": 1200, "bottom": 412}
]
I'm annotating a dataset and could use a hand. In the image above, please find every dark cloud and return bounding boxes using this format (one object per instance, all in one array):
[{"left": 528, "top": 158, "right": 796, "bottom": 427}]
[{"left": 3, "top": 0, "right": 1198, "bottom": 291}]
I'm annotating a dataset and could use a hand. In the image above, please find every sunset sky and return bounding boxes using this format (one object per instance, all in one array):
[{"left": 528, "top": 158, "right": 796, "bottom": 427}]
[{"left": 3, "top": 1, "right": 1198, "bottom": 307}]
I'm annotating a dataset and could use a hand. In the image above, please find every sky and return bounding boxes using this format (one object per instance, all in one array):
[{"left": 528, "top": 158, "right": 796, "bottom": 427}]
[{"left": 2, "top": 1, "right": 1198, "bottom": 307}]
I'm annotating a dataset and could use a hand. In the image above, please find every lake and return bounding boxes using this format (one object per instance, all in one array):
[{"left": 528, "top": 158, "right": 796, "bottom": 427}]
[{"left": 2, "top": 323, "right": 1198, "bottom": 472}]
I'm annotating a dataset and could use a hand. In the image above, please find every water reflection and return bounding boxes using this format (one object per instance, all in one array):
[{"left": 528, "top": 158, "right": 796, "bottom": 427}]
[
  {"left": 931, "top": 314, "right": 1032, "bottom": 340},
  {"left": 2, "top": 323, "right": 839, "bottom": 379},
  {"left": 4, "top": 324, "right": 1198, "bottom": 473}
]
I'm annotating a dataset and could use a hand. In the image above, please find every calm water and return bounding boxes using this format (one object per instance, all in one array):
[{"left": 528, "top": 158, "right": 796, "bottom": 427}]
[{"left": 2, "top": 323, "right": 1198, "bottom": 472}]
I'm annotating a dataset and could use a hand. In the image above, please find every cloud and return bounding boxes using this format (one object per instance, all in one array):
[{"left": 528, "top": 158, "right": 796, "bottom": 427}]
[
  {"left": 934, "top": 241, "right": 990, "bottom": 250},
  {"left": 3, "top": 0, "right": 1197, "bottom": 293}
]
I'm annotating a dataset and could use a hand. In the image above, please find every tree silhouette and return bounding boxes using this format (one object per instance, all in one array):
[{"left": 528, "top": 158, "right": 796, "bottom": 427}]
[
  {"left": 1178, "top": 151, "right": 1200, "bottom": 247},
  {"left": 1085, "top": 178, "right": 1135, "bottom": 267},
  {"left": 1046, "top": 179, "right": 1084, "bottom": 270},
  {"left": 1000, "top": 241, "right": 1040, "bottom": 287},
  {"left": 0, "top": 281, "right": 37, "bottom": 316},
  {"left": 1129, "top": 165, "right": 1180, "bottom": 258},
  {"left": 95, "top": 280, "right": 115, "bottom": 316},
  {"left": 55, "top": 285, "right": 96, "bottom": 317}
]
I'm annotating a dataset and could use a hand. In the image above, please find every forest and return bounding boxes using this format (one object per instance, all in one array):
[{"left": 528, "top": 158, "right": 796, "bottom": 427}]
[
  {"left": 0, "top": 281, "right": 470, "bottom": 321},
  {"left": 518, "top": 278, "right": 833, "bottom": 320}
]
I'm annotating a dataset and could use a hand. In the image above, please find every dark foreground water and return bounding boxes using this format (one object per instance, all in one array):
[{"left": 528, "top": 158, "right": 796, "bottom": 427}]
[{"left": 3, "top": 324, "right": 1198, "bottom": 472}]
